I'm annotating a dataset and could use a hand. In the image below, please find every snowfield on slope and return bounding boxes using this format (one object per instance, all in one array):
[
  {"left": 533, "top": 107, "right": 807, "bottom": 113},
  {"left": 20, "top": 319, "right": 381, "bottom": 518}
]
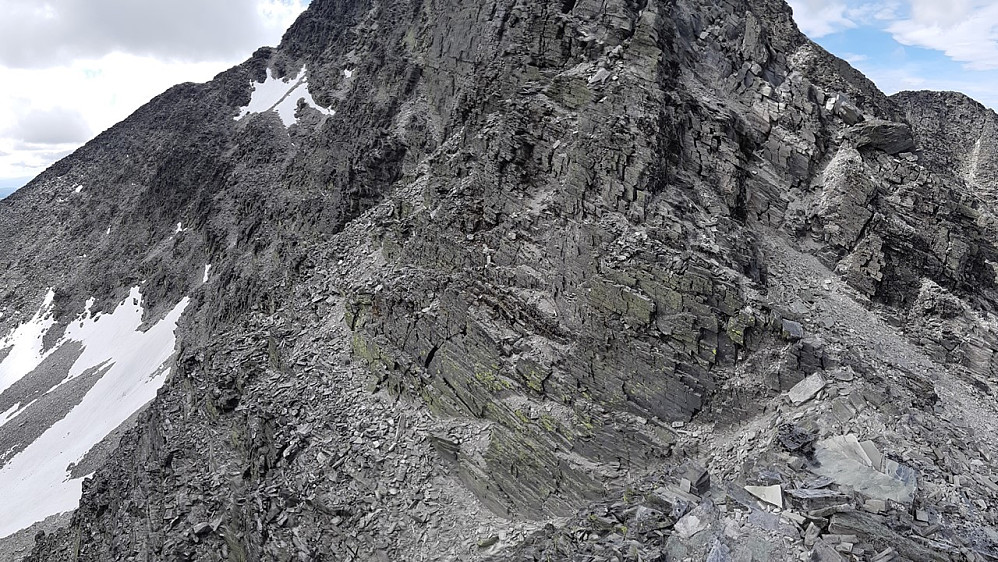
[
  {"left": 0, "top": 289, "right": 56, "bottom": 393},
  {"left": 0, "top": 288, "right": 189, "bottom": 539},
  {"left": 235, "top": 67, "right": 333, "bottom": 126}
]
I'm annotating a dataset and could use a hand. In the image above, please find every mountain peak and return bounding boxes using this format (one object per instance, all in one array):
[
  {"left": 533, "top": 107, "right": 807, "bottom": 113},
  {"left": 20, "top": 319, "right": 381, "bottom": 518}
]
[{"left": 1, "top": 0, "right": 996, "bottom": 560}]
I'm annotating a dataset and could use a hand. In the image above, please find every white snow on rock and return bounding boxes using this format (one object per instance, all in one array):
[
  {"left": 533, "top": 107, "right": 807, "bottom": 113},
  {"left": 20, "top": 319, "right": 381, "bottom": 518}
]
[
  {"left": 235, "top": 67, "right": 333, "bottom": 127},
  {"left": 0, "top": 287, "right": 190, "bottom": 539},
  {"left": 203, "top": 264, "right": 212, "bottom": 284},
  {"left": 0, "top": 289, "right": 57, "bottom": 394},
  {"left": 0, "top": 403, "right": 19, "bottom": 428}
]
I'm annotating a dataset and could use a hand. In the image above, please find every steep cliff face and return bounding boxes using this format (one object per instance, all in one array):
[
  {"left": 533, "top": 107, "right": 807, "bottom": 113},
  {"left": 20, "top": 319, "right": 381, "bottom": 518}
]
[{"left": 3, "top": 0, "right": 998, "bottom": 560}]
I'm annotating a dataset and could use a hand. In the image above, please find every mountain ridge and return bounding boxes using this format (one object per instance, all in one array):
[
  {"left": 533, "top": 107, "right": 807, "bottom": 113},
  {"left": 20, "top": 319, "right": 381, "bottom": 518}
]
[{"left": 0, "top": 0, "right": 995, "bottom": 560}]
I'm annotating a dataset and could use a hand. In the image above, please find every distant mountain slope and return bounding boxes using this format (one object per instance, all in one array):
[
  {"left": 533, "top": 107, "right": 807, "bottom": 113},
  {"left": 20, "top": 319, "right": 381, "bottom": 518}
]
[
  {"left": 0, "top": 0, "right": 995, "bottom": 560},
  {"left": 0, "top": 188, "right": 16, "bottom": 199}
]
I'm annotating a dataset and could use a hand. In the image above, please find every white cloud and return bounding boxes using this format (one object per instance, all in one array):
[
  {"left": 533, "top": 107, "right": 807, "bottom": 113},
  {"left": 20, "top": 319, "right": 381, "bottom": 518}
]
[
  {"left": 845, "top": 1, "right": 903, "bottom": 22},
  {"left": 0, "top": 54, "right": 233, "bottom": 180},
  {"left": 7, "top": 107, "right": 92, "bottom": 144},
  {"left": 0, "top": 0, "right": 308, "bottom": 69},
  {"left": 0, "top": 0, "right": 309, "bottom": 185},
  {"left": 905, "top": 0, "right": 975, "bottom": 27},
  {"left": 861, "top": 63, "right": 998, "bottom": 108},
  {"left": 787, "top": 0, "right": 857, "bottom": 38},
  {"left": 888, "top": 1, "right": 998, "bottom": 71},
  {"left": 789, "top": 0, "right": 998, "bottom": 74},
  {"left": 786, "top": 0, "right": 998, "bottom": 110},
  {"left": 787, "top": 0, "right": 906, "bottom": 37}
]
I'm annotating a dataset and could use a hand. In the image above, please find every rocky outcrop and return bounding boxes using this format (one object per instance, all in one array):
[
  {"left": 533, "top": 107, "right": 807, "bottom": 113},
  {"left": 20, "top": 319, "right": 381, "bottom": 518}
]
[
  {"left": 5, "top": 0, "right": 998, "bottom": 561},
  {"left": 846, "top": 119, "right": 916, "bottom": 155}
]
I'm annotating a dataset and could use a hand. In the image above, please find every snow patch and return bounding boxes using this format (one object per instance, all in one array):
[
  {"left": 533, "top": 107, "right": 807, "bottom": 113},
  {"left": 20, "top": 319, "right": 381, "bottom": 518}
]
[
  {"left": 0, "top": 398, "right": 35, "bottom": 430},
  {"left": 59, "top": 288, "right": 172, "bottom": 384},
  {"left": 73, "top": 185, "right": 83, "bottom": 194},
  {"left": 203, "top": 264, "right": 212, "bottom": 284},
  {"left": 0, "top": 403, "right": 19, "bottom": 427},
  {"left": 235, "top": 67, "right": 333, "bottom": 127},
  {"left": 0, "top": 288, "right": 190, "bottom": 539},
  {"left": 344, "top": 68, "right": 354, "bottom": 78},
  {"left": 175, "top": 222, "right": 185, "bottom": 233},
  {"left": 0, "top": 289, "right": 57, "bottom": 394}
]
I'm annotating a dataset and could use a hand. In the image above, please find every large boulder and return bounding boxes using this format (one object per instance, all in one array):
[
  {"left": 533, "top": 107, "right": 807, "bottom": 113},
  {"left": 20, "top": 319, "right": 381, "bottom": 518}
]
[{"left": 846, "top": 119, "right": 916, "bottom": 155}]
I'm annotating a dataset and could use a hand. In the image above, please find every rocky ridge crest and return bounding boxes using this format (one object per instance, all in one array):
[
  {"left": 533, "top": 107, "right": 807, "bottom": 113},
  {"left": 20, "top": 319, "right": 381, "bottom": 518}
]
[{"left": 0, "top": 0, "right": 995, "bottom": 560}]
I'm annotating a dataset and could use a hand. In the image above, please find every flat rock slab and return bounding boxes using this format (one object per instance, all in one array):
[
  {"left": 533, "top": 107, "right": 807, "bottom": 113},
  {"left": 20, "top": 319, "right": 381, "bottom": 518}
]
[
  {"left": 811, "top": 539, "right": 847, "bottom": 561},
  {"left": 674, "top": 500, "right": 720, "bottom": 542},
  {"left": 706, "top": 539, "right": 732, "bottom": 562},
  {"left": 828, "top": 511, "right": 950, "bottom": 562},
  {"left": 786, "top": 488, "right": 847, "bottom": 500},
  {"left": 788, "top": 373, "right": 826, "bottom": 405},
  {"left": 781, "top": 319, "right": 804, "bottom": 341},
  {"left": 744, "top": 485, "right": 783, "bottom": 508},
  {"left": 811, "top": 435, "right": 917, "bottom": 504}
]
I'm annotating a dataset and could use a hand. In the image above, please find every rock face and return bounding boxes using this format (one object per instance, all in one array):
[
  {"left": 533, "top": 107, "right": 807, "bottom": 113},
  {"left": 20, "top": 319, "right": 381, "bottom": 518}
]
[
  {"left": 846, "top": 119, "right": 916, "bottom": 155},
  {"left": 0, "top": 0, "right": 995, "bottom": 560}
]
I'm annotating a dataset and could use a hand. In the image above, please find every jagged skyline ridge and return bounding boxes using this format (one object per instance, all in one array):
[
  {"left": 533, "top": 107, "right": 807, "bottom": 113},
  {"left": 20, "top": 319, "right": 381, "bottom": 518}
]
[
  {"left": 3, "top": 0, "right": 998, "bottom": 193},
  {"left": 4, "top": 0, "right": 996, "bottom": 559}
]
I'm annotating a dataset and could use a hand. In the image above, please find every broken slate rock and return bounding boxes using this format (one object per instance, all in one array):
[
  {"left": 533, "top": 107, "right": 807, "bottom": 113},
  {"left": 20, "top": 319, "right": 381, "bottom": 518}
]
[
  {"left": 811, "top": 435, "right": 916, "bottom": 503},
  {"left": 788, "top": 374, "right": 827, "bottom": 405},
  {"left": 781, "top": 319, "right": 804, "bottom": 341},
  {"left": 744, "top": 485, "right": 783, "bottom": 508},
  {"left": 859, "top": 440, "right": 883, "bottom": 471},
  {"left": 674, "top": 501, "right": 718, "bottom": 540},
  {"left": 863, "top": 499, "right": 886, "bottom": 514},
  {"left": 706, "top": 539, "right": 732, "bottom": 562},
  {"left": 828, "top": 511, "right": 949, "bottom": 562},
  {"left": 681, "top": 462, "right": 711, "bottom": 495},
  {"left": 778, "top": 423, "right": 816, "bottom": 453},
  {"left": 810, "top": 539, "right": 847, "bottom": 561},
  {"left": 847, "top": 119, "right": 916, "bottom": 155}
]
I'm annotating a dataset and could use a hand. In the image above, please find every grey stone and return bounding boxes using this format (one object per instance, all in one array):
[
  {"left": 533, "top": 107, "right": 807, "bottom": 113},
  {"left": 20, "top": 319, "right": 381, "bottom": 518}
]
[
  {"left": 778, "top": 423, "right": 816, "bottom": 453},
  {"left": 781, "top": 319, "right": 804, "bottom": 341},
  {"left": 811, "top": 435, "right": 917, "bottom": 503},
  {"left": 674, "top": 502, "right": 716, "bottom": 540},
  {"left": 827, "top": 511, "right": 949, "bottom": 562},
  {"left": 788, "top": 374, "right": 827, "bottom": 405},
  {"left": 847, "top": 120, "right": 916, "bottom": 155},
  {"left": 810, "top": 539, "right": 847, "bottom": 561},
  {"left": 706, "top": 539, "right": 732, "bottom": 562},
  {"left": 744, "top": 485, "right": 783, "bottom": 508}
]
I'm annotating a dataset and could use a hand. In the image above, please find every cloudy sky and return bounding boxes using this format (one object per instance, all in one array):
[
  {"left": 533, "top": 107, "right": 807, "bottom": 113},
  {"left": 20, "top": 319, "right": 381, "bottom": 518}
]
[
  {"left": 787, "top": 0, "right": 998, "bottom": 109},
  {"left": 0, "top": 0, "right": 309, "bottom": 191}
]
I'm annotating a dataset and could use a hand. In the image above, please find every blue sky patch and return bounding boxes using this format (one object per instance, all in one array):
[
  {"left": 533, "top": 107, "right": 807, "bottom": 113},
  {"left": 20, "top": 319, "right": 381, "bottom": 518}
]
[{"left": 788, "top": 0, "right": 998, "bottom": 109}]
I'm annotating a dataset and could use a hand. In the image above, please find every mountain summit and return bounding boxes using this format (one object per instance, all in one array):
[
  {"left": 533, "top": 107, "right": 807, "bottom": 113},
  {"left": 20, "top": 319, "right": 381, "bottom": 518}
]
[{"left": 0, "top": 0, "right": 996, "bottom": 560}]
